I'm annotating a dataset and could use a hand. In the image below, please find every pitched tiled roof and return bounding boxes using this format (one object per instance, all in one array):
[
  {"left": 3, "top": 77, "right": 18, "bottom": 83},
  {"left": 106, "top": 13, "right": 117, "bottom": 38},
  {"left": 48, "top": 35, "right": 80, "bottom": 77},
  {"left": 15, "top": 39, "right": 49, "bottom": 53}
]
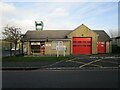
[
  {"left": 27, "top": 30, "right": 72, "bottom": 38},
  {"left": 93, "top": 30, "right": 111, "bottom": 41},
  {"left": 21, "top": 30, "right": 72, "bottom": 41},
  {"left": 21, "top": 30, "right": 111, "bottom": 41}
]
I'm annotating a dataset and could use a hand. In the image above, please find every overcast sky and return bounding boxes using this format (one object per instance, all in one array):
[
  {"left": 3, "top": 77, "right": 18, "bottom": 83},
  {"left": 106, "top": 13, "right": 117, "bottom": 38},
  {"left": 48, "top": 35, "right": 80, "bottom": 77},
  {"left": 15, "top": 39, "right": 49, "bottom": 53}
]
[{"left": 0, "top": 1, "right": 119, "bottom": 38}]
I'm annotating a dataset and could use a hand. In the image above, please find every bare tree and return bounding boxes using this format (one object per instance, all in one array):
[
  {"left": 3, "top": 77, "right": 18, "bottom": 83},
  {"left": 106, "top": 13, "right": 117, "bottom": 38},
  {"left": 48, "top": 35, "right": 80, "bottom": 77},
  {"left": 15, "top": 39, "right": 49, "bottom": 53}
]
[
  {"left": 2, "top": 25, "right": 21, "bottom": 55},
  {"left": 108, "top": 29, "right": 118, "bottom": 38}
]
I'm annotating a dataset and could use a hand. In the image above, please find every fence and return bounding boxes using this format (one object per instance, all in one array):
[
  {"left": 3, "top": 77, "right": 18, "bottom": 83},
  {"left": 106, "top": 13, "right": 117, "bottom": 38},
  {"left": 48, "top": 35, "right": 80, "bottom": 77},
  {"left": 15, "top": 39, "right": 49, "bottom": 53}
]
[{"left": 2, "top": 41, "right": 23, "bottom": 57}]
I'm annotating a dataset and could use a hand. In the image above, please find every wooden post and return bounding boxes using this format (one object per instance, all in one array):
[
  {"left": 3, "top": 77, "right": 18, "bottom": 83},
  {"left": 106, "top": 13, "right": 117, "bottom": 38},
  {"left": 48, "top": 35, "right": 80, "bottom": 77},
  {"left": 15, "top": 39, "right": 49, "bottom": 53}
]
[
  {"left": 57, "top": 50, "right": 59, "bottom": 57},
  {"left": 63, "top": 50, "right": 65, "bottom": 56}
]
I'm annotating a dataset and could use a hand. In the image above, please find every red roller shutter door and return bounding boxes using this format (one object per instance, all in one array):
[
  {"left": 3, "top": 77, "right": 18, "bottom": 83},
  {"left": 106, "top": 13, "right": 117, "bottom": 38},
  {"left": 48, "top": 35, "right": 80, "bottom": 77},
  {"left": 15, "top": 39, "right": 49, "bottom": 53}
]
[
  {"left": 97, "top": 42, "right": 106, "bottom": 53},
  {"left": 72, "top": 37, "right": 92, "bottom": 54}
]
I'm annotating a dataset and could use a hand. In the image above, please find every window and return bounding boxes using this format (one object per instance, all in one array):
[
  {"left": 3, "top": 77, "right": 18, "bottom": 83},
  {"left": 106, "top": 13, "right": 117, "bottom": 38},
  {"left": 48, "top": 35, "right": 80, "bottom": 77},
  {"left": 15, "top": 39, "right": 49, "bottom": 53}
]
[
  {"left": 83, "top": 45, "right": 86, "bottom": 47},
  {"left": 73, "top": 45, "right": 77, "bottom": 47},
  {"left": 87, "top": 41, "right": 91, "bottom": 43},
  {"left": 31, "top": 45, "right": 40, "bottom": 49},
  {"left": 83, "top": 41, "right": 86, "bottom": 43},
  {"left": 73, "top": 41, "right": 77, "bottom": 43},
  {"left": 78, "top": 45, "right": 82, "bottom": 47},
  {"left": 78, "top": 41, "right": 82, "bottom": 43},
  {"left": 101, "top": 42, "right": 105, "bottom": 44},
  {"left": 87, "top": 45, "right": 91, "bottom": 47},
  {"left": 31, "top": 45, "right": 40, "bottom": 53},
  {"left": 101, "top": 45, "right": 104, "bottom": 47}
]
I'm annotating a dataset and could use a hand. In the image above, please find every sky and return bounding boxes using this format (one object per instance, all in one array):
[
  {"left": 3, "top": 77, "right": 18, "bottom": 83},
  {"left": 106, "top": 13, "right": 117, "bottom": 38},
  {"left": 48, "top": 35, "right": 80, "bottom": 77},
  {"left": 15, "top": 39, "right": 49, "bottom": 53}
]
[{"left": 0, "top": 1, "right": 119, "bottom": 38}]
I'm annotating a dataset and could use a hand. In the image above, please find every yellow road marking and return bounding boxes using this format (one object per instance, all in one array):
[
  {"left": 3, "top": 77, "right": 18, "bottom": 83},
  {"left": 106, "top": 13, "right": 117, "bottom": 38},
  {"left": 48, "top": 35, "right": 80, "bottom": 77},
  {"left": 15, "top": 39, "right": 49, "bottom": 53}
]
[
  {"left": 69, "top": 60, "right": 85, "bottom": 64},
  {"left": 69, "top": 60, "right": 102, "bottom": 67},
  {"left": 79, "top": 59, "right": 102, "bottom": 68},
  {"left": 90, "top": 64, "right": 103, "bottom": 67},
  {"left": 66, "top": 57, "right": 84, "bottom": 62},
  {"left": 66, "top": 58, "right": 103, "bottom": 67},
  {"left": 66, "top": 58, "right": 118, "bottom": 68},
  {"left": 99, "top": 60, "right": 118, "bottom": 64},
  {"left": 66, "top": 58, "right": 78, "bottom": 62}
]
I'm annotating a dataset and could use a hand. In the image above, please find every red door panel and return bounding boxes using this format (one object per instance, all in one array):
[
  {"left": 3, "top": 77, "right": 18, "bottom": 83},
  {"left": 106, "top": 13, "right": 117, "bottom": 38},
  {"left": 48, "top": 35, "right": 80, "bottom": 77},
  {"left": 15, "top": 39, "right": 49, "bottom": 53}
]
[
  {"left": 40, "top": 43, "right": 45, "bottom": 55},
  {"left": 97, "top": 42, "right": 106, "bottom": 53},
  {"left": 72, "top": 37, "right": 92, "bottom": 54}
]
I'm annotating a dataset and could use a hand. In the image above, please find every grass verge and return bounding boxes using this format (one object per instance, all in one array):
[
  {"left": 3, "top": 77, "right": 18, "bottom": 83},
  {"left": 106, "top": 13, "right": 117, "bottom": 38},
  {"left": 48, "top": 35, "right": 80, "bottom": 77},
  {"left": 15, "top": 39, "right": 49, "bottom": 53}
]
[{"left": 2, "top": 56, "right": 70, "bottom": 62}]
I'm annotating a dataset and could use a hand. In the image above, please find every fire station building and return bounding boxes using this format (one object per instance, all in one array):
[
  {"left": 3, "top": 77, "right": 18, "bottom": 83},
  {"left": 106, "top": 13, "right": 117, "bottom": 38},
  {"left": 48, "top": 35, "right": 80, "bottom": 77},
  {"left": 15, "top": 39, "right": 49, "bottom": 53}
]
[{"left": 21, "top": 24, "right": 112, "bottom": 55}]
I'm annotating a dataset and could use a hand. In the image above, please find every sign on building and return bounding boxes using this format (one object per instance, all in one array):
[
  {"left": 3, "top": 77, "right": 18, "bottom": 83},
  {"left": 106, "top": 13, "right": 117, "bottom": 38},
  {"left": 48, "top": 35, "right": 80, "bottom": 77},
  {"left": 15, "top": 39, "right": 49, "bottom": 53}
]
[
  {"left": 46, "top": 44, "right": 51, "bottom": 47},
  {"left": 31, "top": 42, "right": 40, "bottom": 45}
]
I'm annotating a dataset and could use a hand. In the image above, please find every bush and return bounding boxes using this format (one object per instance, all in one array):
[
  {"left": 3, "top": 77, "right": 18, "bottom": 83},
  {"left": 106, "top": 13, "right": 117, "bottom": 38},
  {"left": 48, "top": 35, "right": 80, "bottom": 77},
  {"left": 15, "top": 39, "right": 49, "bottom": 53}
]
[{"left": 112, "top": 45, "right": 120, "bottom": 53}]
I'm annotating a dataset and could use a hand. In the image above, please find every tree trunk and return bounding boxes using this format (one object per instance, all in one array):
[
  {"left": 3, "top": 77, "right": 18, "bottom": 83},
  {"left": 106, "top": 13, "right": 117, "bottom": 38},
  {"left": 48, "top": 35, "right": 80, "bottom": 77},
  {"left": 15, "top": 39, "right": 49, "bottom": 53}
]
[
  {"left": 14, "top": 41, "right": 17, "bottom": 56},
  {"left": 21, "top": 42, "right": 24, "bottom": 55},
  {"left": 10, "top": 43, "right": 12, "bottom": 56}
]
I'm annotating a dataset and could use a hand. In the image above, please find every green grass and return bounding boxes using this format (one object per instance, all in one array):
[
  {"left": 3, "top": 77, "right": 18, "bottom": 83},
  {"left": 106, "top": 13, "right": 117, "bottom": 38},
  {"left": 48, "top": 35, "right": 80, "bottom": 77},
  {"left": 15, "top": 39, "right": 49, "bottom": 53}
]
[{"left": 2, "top": 56, "right": 70, "bottom": 62}]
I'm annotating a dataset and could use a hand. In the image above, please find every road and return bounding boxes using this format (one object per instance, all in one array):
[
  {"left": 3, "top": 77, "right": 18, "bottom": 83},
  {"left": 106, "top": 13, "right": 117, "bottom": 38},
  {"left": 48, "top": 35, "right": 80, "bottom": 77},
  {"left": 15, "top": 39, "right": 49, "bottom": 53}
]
[{"left": 2, "top": 69, "right": 119, "bottom": 88}]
